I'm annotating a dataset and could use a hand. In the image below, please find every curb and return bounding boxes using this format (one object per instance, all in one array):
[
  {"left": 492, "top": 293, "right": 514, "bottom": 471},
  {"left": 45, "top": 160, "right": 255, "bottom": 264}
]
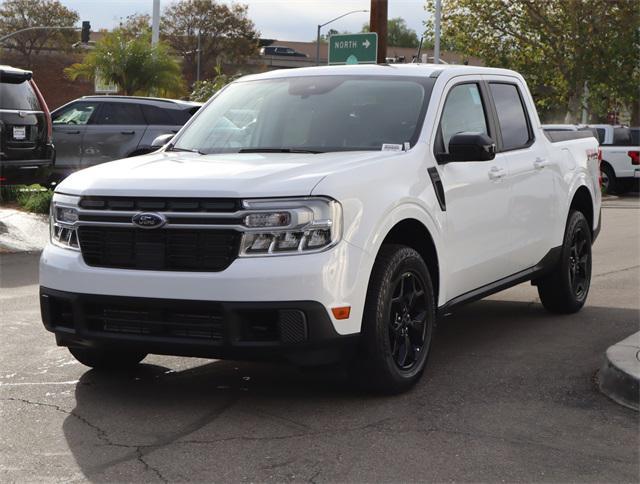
[{"left": 599, "top": 332, "right": 640, "bottom": 411}]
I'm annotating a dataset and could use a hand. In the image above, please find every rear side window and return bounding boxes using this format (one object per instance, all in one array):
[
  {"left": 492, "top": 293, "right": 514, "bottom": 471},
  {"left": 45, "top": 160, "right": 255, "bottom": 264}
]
[
  {"left": 612, "top": 127, "right": 632, "bottom": 146},
  {"left": 631, "top": 129, "right": 639, "bottom": 145},
  {"left": 95, "top": 102, "right": 145, "bottom": 125},
  {"left": 595, "top": 128, "right": 606, "bottom": 144},
  {"left": 171, "top": 107, "right": 198, "bottom": 125},
  {"left": 0, "top": 81, "right": 40, "bottom": 110},
  {"left": 490, "top": 83, "right": 532, "bottom": 151},
  {"left": 141, "top": 105, "right": 174, "bottom": 125},
  {"left": 438, "top": 83, "right": 489, "bottom": 153}
]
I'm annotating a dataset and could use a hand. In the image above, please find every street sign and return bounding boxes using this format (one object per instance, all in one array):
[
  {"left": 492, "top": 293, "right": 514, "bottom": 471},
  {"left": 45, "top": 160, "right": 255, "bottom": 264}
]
[{"left": 328, "top": 33, "right": 378, "bottom": 65}]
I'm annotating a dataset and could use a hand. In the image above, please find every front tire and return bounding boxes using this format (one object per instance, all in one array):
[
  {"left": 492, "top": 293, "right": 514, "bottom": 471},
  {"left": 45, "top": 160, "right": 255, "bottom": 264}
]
[
  {"left": 537, "top": 210, "right": 592, "bottom": 314},
  {"left": 69, "top": 347, "right": 147, "bottom": 370},
  {"left": 352, "top": 245, "right": 436, "bottom": 394}
]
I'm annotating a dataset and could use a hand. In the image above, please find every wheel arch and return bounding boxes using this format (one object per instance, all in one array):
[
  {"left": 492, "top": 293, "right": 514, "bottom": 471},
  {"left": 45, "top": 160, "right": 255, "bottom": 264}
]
[
  {"left": 569, "top": 185, "right": 594, "bottom": 237},
  {"left": 377, "top": 218, "right": 441, "bottom": 307}
]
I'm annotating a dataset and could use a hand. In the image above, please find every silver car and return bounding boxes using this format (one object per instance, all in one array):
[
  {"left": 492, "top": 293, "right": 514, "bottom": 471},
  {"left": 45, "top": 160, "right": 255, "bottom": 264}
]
[{"left": 51, "top": 95, "right": 201, "bottom": 176}]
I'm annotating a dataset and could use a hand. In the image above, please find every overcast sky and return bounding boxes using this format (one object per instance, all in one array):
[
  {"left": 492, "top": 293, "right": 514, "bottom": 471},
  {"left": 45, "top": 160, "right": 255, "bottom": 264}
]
[{"left": 59, "top": 0, "right": 428, "bottom": 41}]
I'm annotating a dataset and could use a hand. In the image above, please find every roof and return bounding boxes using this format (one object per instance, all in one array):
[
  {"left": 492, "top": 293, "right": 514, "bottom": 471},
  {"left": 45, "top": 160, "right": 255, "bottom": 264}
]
[
  {"left": 0, "top": 65, "right": 33, "bottom": 82},
  {"left": 239, "top": 63, "right": 520, "bottom": 82},
  {"left": 79, "top": 95, "right": 202, "bottom": 107}
]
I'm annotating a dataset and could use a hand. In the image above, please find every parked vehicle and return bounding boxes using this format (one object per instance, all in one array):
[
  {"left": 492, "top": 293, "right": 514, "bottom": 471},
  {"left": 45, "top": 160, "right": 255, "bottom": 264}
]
[
  {"left": 0, "top": 65, "right": 54, "bottom": 185},
  {"left": 260, "top": 45, "right": 308, "bottom": 57},
  {"left": 50, "top": 96, "right": 201, "bottom": 178},
  {"left": 586, "top": 124, "right": 639, "bottom": 194},
  {"left": 40, "top": 65, "right": 601, "bottom": 393}
]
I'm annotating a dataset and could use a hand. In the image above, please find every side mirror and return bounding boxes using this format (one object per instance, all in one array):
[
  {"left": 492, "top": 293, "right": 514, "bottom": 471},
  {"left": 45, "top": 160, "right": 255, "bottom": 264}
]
[
  {"left": 438, "top": 132, "right": 496, "bottom": 163},
  {"left": 151, "top": 133, "right": 174, "bottom": 149}
]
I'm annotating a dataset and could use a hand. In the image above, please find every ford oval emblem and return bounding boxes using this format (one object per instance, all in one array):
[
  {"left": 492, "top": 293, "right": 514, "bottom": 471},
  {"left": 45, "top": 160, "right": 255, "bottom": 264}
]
[{"left": 132, "top": 212, "right": 166, "bottom": 229}]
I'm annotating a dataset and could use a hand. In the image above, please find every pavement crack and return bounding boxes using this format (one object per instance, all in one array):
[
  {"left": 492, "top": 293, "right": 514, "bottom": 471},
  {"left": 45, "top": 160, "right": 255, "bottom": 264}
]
[
  {"left": 593, "top": 264, "right": 640, "bottom": 278},
  {"left": 136, "top": 447, "right": 169, "bottom": 483},
  {"left": 2, "top": 397, "right": 118, "bottom": 448}
]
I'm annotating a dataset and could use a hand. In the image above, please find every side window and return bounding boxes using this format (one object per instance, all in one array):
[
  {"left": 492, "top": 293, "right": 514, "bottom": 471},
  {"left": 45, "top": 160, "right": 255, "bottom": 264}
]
[
  {"left": 141, "top": 105, "right": 173, "bottom": 125},
  {"left": 489, "top": 83, "right": 532, "bottom": 151},
  {"left": 613, "top": 127, "right": 632, "bottom": 146},
  {"left": 52, "top": 102, "right": 99, "bottom": 125},
  {"left": 438, "top": 83, "right": 488, "bottom": 153},
  {"left": 595, "top": 128, "right": 606, "bottom": 144},
  {"left": 95, "top": 102, "right": 146, "bottom": 125}
]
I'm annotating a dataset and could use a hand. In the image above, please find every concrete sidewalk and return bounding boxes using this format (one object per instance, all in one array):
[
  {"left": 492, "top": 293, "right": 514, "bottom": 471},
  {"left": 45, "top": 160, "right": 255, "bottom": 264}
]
[
  {"left": 599, "top": 332, "right": 640, "bottom": 410},
  {"left": 0, "top": 208, "right": 49, "bottom": 253}
]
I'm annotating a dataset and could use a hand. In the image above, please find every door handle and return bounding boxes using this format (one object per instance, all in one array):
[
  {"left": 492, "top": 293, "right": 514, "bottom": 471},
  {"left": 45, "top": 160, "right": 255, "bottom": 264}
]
[
  {"left": 65, "top": 130, "right": 81, "bottom": 134},
  {"left": 488, "top": 165, "right": 506, "bottom": 181},
  {"left": 534, "top": 157, "right": 550, "bottom": 169},
  {"left": 120, "top": 130, "right": 135, "bottom": 135}
]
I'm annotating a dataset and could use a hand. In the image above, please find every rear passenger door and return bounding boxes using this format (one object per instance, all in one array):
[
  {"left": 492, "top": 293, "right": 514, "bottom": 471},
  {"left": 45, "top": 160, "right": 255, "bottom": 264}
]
[
  {"left": 52, "top": 101, "right": 100, "bottom": 169},
  {"left": 486, "top": 78, "right": 559, "bottom": 271},
  {"left": 435, "top": 80, "right": 513, "bottom": 300},
  {"left": 81, "top": 102, "right": 146, "bottom": 166}
]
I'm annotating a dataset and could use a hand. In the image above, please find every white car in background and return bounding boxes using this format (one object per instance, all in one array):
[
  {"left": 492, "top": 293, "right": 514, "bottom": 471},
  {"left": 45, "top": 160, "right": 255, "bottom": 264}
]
[{"left": 587, "top": 124, "right": 639, "bottom": 194}]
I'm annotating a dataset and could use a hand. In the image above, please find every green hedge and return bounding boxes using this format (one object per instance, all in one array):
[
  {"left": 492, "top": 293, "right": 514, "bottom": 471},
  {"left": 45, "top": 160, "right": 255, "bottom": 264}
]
[{"left": 0, "top": 184, "right": 53, "bottom": 214}]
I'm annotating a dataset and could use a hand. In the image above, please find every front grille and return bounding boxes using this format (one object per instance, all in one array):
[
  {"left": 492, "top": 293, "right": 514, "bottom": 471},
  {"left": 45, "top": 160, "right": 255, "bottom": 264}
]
[
  {"left": 78, "top": 227, "right": 240, "bottom": 271},
  {"left": 84, "top": 301, "right": 224, "bottom": 341},
  {"left": 79, "top": 196, "right": 240, "bottom": 212}
]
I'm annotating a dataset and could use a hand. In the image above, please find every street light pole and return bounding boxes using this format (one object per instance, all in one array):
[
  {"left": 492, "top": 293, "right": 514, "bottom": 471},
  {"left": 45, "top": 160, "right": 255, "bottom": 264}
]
[
  {"left": 151, "top": 0, "right": 160, "bottom": 46},
  {"left": 315, "top": 9, "right": 369, "bottom": 65},
  {"left": 433, "top": 0, "right": 441, "bottom": 64}
]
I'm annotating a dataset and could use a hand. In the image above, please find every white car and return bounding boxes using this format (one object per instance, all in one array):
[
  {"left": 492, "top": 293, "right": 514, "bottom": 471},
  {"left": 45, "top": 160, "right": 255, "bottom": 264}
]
[
  {"left": 587, "top": 124, "right": 639, "bottom": 194},
  {"left": 40, "top": 64, "right": 601, "bottom": 393}
]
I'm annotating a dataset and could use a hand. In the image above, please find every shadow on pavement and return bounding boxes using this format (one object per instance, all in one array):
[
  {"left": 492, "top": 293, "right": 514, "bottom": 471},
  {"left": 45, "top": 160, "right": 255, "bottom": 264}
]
[
  {"left": 0, "top": 251, "right": 41, "bottom": 289},
  {"left": 60, "top": 298, "right": 639, "bottom": 481}
]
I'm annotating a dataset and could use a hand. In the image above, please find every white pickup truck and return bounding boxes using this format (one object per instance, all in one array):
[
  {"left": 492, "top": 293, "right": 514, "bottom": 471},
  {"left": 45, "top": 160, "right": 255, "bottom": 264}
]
[
  {"left": 588, "top": 124, "right": 639, "bottom": 194},
  {"left": 40, "top": 64, "right": 601, "bottom": 393}
]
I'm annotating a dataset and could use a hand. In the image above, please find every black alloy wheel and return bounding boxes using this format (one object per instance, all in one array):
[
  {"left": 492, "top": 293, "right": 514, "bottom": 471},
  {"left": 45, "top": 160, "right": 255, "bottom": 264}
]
[{"left": 388, "top": 271, "right": 429, "bottom": 371}]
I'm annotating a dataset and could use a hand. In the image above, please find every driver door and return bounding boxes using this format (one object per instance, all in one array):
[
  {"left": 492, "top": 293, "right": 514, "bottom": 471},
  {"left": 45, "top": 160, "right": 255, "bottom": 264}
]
[{"left": 435, "top": 80, "right": 513, "bottom": 301}]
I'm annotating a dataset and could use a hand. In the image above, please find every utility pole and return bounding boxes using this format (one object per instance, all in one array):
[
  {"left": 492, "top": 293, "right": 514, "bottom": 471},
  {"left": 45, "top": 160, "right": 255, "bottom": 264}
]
[
  {"left": 196, "top": 31, "right": 201, "bottom": 83},
  {"left": 369, "top": 0, "right": 387, "bottom": 63},
  {"left": 433, "top": 0, "right": 441, "bottom": 64},
  {"left": 151, "top": 0, "right": 160, "bottom": 46}
]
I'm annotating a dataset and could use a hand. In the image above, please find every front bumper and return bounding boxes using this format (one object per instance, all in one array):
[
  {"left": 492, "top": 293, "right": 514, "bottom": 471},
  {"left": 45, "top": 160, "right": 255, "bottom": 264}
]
[
  {"left": 40, "top": 240, "right": 373, "bottom": 337},
  {"left": 40, "top": 287, "right": 357, "bottom": 366}
]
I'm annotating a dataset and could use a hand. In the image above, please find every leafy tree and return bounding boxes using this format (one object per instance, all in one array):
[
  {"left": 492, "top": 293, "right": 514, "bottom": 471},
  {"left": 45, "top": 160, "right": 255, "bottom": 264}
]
[
  {"left": 117, "top": 13, "right": 152, "bottom": 38},
  {"left": 363, "top": 17, "right": 420, "bottom": 48},
  {"left": 64, "top": 29, "right": 184, "bottom": 97},
  {"left": 0, "top": 0, "right": 79, "bottom": 66},
  {"left": 425, "top": 0, "right": 640, "bottom": 123},
  {"left": 161, "top": 0, "right": 259, "bottom": 82},
  {"left": 189, "top": 64, "right": 243, "bottom": 102}
]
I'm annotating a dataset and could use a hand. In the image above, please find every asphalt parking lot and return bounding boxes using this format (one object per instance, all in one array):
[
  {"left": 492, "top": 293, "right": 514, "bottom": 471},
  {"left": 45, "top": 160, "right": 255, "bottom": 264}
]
[{"left": 1, "top": 196, "right": 638, "bottom": 483}]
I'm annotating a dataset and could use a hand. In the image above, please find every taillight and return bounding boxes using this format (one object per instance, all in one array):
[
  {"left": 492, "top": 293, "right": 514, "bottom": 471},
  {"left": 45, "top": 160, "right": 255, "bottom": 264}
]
[
  {"left": 598, "top": 148, "right": 602, "bottom": 162},
  {"left": 629, "top": 150, "right": 639, "bottom": 165},
  {"left": 29, "top": 79, "right": 52, "bottom": 144}
]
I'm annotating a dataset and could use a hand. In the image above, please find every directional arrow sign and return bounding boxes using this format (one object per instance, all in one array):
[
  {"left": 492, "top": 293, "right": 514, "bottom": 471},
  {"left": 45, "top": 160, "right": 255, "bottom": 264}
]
[{"left": 328, "top": 32, "right": 378, "bottom": 65}]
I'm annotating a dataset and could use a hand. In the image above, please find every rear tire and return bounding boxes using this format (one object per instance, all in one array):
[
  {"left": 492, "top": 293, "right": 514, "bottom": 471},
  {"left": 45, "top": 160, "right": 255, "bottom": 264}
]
[
  {"left": 69, "top": 347, "right": 147, "bottom": 370},
  {"left": 537, "top": 210, "right": 592, "bottom": 314},
  {"left": 351, "top": 244, "right": 436, "bottom": 394},
  {"left": 600, "top": 163, "right": 617, "bottom": 195}
]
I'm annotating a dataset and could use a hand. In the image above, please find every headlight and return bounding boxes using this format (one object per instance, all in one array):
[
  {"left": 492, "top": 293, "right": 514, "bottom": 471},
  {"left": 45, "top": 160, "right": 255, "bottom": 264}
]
[
  {"left": 239, "top": 197, "right": 341, "bottom": 256},
  {"left": 50, "top": 194, "right": 80, "bottom": 251}
]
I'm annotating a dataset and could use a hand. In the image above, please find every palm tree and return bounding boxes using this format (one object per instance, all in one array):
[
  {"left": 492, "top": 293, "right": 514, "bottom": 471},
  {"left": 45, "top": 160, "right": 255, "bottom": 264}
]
[{"left": 65, "top": 30, "right": 184, "bottom": 97}]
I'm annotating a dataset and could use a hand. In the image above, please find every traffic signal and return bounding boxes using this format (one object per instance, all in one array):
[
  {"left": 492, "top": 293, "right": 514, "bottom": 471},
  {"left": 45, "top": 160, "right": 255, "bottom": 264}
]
[{"left": 81, "top": 21, "right": 91, "bottom": 44}]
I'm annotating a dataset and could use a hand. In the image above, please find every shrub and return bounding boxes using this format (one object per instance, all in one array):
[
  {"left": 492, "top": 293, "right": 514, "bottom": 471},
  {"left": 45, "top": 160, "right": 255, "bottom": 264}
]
[{"left": 16, "top": 184, "right": 53, "bottom": 214}]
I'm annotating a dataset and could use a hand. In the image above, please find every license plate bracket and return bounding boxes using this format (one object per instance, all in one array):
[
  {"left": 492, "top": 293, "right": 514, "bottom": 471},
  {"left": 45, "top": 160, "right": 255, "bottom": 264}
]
[{"left": 12, "top": 126, "right": 27, "bottom": 140}]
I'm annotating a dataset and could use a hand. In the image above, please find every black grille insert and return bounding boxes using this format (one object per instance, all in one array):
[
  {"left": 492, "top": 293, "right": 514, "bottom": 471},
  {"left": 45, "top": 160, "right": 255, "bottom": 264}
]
[
  {"left": 79, "top": 196, "right": 240, "bottom": 212},
  {"left": 85, "top": 301, "right": 224, "bottom": 341},
  {"left": 78, "top": 227, "right": 240, "bottom": 271}
]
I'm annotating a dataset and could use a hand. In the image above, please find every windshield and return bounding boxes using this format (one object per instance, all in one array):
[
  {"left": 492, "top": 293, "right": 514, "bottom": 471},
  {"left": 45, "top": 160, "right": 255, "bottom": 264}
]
[{"left": 174, "top": 75, "right": 435, "bottom": 154}]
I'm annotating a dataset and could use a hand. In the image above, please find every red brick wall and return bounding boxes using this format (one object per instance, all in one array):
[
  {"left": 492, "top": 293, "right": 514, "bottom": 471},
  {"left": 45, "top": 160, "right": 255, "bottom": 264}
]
[{"left": 3, "top": 51, "right": 94, "bottom": 110}]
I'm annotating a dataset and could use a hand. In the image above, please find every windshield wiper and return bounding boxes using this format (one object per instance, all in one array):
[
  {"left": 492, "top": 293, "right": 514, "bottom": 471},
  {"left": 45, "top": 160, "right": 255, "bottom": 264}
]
[
  {"left": 237, "top": 148, "right": 324, "bottom": 154},
  {"left": 166, "top": 145, "right": 205, "bottom": 154}
]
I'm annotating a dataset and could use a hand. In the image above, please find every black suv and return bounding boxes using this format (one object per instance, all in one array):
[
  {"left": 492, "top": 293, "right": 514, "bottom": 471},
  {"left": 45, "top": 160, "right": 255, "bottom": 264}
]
[{"left": 0, "top": 65, "right": 55, "bottom": 184}]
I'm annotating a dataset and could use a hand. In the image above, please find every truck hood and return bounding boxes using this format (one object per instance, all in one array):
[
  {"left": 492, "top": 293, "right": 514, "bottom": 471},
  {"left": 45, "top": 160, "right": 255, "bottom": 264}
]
[{"left": 56, "top": 150, "right": 397, "bottom": 198}]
